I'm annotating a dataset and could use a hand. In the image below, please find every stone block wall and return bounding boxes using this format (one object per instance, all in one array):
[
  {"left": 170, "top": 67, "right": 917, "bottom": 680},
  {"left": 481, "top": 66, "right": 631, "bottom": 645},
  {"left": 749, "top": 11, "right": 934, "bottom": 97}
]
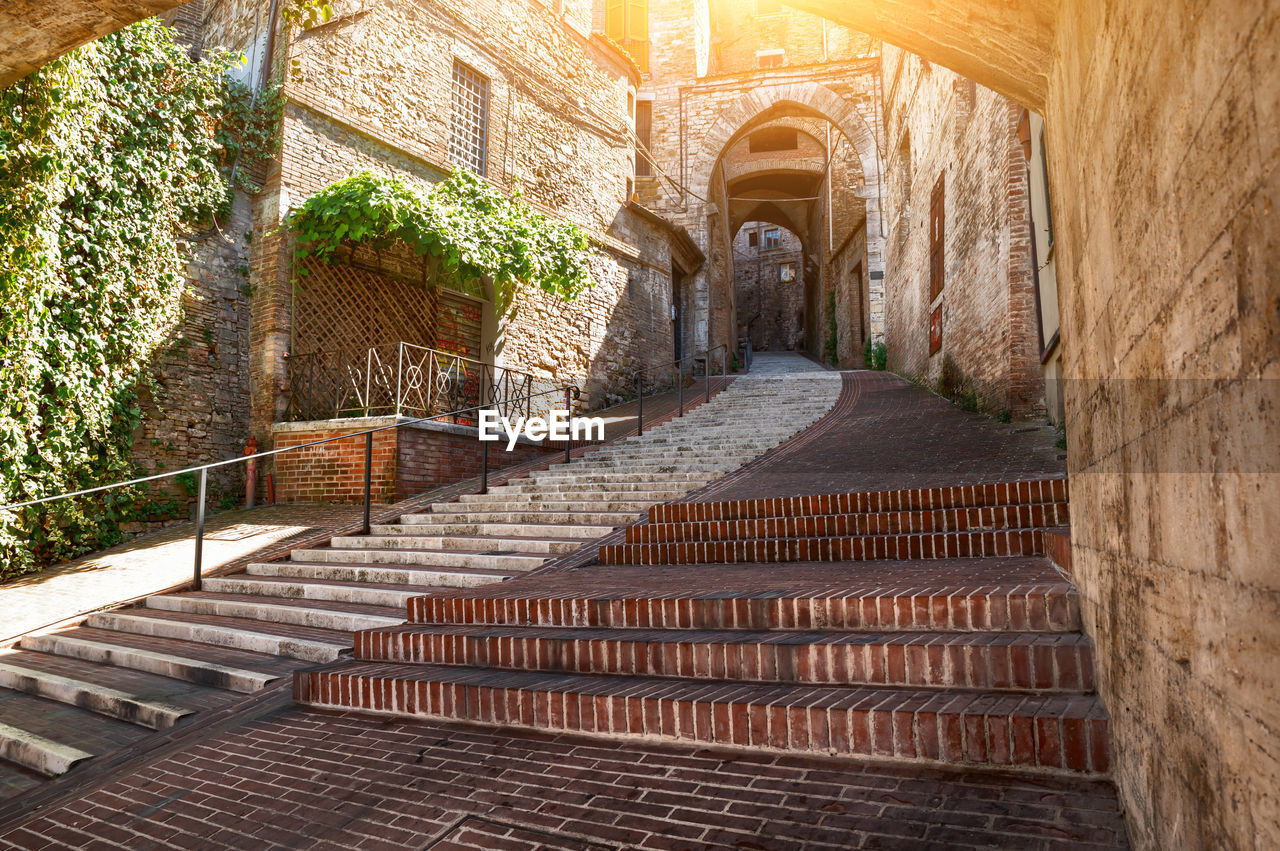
[
  {"left": 880, "top": 45, "right": 1043, "bottom": 418},
  {"left": 732, "top": 224, "right": 803, "bottom": 351}
]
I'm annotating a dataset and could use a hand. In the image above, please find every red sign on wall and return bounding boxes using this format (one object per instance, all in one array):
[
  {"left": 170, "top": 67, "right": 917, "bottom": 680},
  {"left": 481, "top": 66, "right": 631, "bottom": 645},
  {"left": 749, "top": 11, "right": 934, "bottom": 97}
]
[{"left": 929, "top": 304, "right": 943, "bottom": 354}]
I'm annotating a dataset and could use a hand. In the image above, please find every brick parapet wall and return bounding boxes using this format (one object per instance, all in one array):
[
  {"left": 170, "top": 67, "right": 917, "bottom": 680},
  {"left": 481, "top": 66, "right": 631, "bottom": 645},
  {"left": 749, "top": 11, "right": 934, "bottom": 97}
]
[{"left": 270, "top": 417, "right": 558, "bottom": 504}]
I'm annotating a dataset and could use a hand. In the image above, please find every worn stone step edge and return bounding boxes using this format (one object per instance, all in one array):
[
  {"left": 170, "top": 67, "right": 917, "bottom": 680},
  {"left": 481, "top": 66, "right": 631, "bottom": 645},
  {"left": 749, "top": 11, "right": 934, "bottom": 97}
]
[
  {"left": 0, "top": 661, "right": 192, "bottom": 730},
  {"left": 201, "top": 576, "right": 420, "bottom": 609},
  {"left": 0, "top": 721, "right": 94, "bottom": 777},
  {"left": 17, "top": 633, "right": 278, "bottom": 694},
  {"left": 87, "top": 612, "right": 347, "bottom": 663},
  {"left": 247, "top": 561, "right": 513, "bottom": 588},
  {"left": 294, "top": 547, "right": 547, "bottom": 571}
]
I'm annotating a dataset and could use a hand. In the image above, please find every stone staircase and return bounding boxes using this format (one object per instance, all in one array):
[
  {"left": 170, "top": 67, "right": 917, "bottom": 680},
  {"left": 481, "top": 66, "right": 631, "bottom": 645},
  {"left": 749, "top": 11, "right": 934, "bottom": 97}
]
[
  {"left": 297, "top": 477, "right": 1110, "bottom": 775},
  {"left": 0, "top": 371, "right": 841, "bottom": 793}
]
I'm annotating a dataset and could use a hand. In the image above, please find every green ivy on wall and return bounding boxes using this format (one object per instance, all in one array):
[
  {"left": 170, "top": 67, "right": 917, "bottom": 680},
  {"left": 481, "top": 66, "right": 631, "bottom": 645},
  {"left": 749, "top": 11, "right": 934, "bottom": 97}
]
[
  {"left": 0, "top": 20, "right": 278, "bottom": 580},
  {"left": 286, "top": 170, "right": 594, "bottom": 314}
]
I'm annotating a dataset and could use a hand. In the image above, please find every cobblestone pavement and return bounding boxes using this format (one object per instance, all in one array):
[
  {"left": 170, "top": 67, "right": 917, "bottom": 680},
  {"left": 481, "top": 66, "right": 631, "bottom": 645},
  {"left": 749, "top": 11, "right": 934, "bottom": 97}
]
[
  {"left": 0, "top": 700, "right": 1129, "bottom": 850},
  {"left": 700, "top": 371, "right": 1066, "bottom": 500}
]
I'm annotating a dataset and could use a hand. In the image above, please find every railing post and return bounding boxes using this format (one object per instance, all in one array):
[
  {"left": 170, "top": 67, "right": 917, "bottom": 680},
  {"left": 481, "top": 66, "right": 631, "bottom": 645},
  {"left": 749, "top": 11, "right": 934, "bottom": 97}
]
[
  {"left": 678, "top": 362, "right": 684, "bottom": 417},
  {"left": 636, "top": 373, "right": 644, "bottom": 436},
  {"left": 364, "top": 347, "right": 373, "bottom": 417},
  {"left": 564, "top": 387, "right": 572, "bottom": 465},
  {"left": 395, "top": 342, "right": 404, "bottom": 418},
  {"left": 705, "top": 353, "right": 711, "bottom": 403},
  {"left": 362, "top": 431, "right": 373, "bottom": 535},
  {"left": 481, "top": 433, "right": 489, "bottom": 495},
  {"left": 193, "top": 467, "right": 207, "bottom": 591}
]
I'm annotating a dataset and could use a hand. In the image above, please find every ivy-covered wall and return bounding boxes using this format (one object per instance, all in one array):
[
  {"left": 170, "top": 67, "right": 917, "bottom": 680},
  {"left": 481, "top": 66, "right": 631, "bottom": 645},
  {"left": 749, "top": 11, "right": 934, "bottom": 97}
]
[{"left": 0, "top": 20, "right": 272, "bottom": 579}]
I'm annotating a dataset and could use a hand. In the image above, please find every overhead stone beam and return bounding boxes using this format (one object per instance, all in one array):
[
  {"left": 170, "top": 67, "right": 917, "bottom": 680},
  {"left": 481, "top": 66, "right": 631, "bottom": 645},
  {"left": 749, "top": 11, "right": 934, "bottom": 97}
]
[
  {"left": 0, "top": 0, "right": 185, "bottom": 88},
  {"left": 783, "top": 0, "right": 1056, "bottom": 111}
]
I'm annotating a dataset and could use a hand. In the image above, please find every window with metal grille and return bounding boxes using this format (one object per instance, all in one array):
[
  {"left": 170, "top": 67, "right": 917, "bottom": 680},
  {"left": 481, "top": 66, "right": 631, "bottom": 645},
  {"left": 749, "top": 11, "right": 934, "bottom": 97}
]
[
  {"left": 450, "top": 61, "right": 489, "bottom": 176},
  {"left": 635, "top": 100, "right": 652, "bottom": 177},
  {"left": 929, "top": 173, "right": 946, "bottom": 301},
  {"left": 748, "top": 231, "right": 759, "bottom": 248}
]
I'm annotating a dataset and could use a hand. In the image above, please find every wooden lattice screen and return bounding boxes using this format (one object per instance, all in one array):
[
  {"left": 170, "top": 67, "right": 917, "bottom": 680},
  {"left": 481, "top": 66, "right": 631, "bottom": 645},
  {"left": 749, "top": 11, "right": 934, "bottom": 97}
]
[{"left": 293, "top": 257, "right": 440, "bottom": 357}]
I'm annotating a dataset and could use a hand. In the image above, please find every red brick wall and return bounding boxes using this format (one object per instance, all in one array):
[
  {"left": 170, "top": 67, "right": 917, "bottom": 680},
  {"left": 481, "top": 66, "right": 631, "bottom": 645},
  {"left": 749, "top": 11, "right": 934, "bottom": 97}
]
[{"left": 271, "top": 421, "right": 557, "bottom": 504}]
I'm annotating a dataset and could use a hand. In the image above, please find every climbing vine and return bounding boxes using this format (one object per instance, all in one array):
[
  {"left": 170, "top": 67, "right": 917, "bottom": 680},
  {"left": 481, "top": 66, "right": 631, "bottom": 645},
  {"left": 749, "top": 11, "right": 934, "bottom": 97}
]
[
  {"left": 286, "top": 170, "right": 594, "bottom": 314},
  {"left": 0, "top": 20, "right": 277, "bottom": 580}
]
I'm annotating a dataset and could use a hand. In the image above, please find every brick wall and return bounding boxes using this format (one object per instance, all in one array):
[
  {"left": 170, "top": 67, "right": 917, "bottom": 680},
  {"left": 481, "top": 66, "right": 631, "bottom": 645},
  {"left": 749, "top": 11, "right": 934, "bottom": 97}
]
[
  {"left": 271, "top": 418, "right": 557, "bottom": 504},
  {"left": 880, "top": 46, "right": 1044, "bottom": 418}
]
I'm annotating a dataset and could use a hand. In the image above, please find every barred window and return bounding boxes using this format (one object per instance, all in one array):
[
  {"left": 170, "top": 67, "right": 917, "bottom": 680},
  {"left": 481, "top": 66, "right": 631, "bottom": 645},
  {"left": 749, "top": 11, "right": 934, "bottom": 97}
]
[{"left": 450, "top": 61, "right": 489, "bottom": 176}]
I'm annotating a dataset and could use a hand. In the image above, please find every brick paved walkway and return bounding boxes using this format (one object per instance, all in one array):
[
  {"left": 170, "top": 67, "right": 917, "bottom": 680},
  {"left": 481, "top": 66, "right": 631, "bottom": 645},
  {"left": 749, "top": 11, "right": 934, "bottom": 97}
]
[
  {"left": 0, "top": 699, "right": 1129, "bottom": 850},
  {"left": 701, "top": 371, "right": 1065, "bottom": 500}
]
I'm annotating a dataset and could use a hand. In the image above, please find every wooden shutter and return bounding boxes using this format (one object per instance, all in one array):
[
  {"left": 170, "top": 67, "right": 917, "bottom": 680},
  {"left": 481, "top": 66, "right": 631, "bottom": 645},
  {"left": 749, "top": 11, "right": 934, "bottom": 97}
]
[
  {"left": 635, "top": 101, "right": 652, "bottom": 176},
  {"left": 929, "top": 173, "right": 945, "bottom": 301},
  {"left": 605, "top": 0, "right": 625, "bottom": 41}
]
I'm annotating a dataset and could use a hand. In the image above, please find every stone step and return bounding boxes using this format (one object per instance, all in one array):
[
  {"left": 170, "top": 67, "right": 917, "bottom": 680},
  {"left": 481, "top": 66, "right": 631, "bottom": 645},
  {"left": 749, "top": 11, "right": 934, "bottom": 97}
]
[
  {"left": 0, "top": 721, "right": 93, "bottom": 777},
  {"left": 598, "top": 529, "right": 1046, "bottom": 566},
  {"left": 649, "top": 479, "right": 1071, "bottom": 524},
  {"left": 330, "top": 533, "right": 585, "bottom": 555},
  {"left": 295, "top": 546, "right": 547, "bottom": 572},
  {"left": 487, "top": 481, "right": 702, "bottom": 495},
  {"left": 247, "top": 560, "right": 514, "bottom": 588},
  {"left": 295, "top": 662, "right": 1110, "bottom": 773},
  {"left": 407, "top": 566, "right": 1082, "bottom": 633},
  {"left": 146, "top": 592, "right": 404, "bottom": 633},
  {"left": 375, "top": 521, "right": 613, "bottom": 540},
  {"left": 201, "top": 576, "right": 422, "bottom": 609},
  {"left": 87, "top": 610, "right": 349, "bottom": 663},
  {"left": 354, "top": 625, "right": 1096, "bottom": 693},
  {"left": 628, "top": 503, "right": 1071, "bottom": 543},
  {"left": 398, "top": 510, "right": 638, "bottom": 526},
  {"left": 0, "top": 660, "right": 192, "bottom": 730},
  {"left": 526, "top": 473, "right": 713, "bottom": 487},
  {"left": 429, "top": 500, "right": 656, "bottom": 515},
  {"left": 456, "top": 490, "right": 688, "bottom": 505},
  {"left": 18, "top": 631, "right": 282, "bottom": 694}
]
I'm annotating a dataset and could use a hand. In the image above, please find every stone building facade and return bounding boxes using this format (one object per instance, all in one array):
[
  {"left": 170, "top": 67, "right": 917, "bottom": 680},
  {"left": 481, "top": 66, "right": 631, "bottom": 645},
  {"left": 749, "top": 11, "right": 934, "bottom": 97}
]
[
  {"left": 635, "top": 0, "right": 884, "bottom": 367},
  {"left": 731, "top": 223, "right": 803, "bottom": 352},
  {"left": 880, "top": 44, "right": 1046, "bottom": 418}
]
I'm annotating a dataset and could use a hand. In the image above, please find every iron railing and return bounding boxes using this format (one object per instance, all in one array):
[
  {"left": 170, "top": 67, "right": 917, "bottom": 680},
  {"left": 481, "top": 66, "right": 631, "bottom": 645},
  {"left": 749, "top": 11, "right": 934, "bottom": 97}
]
[
  {"left": 0, "top": 385, "right": 576, "bottom": 592},
  {"left": 286, "top": 342, "right": 561, "bottom": 425},
  {"left": 632, "top": 344, "right": 732, "bottom": 436}
]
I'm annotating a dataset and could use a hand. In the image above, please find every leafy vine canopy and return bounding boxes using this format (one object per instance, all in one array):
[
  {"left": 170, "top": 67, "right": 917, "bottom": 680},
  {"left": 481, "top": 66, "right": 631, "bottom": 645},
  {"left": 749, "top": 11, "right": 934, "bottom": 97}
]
[{"left": 286, "top": 170, "right": 594, "bottom": 313}]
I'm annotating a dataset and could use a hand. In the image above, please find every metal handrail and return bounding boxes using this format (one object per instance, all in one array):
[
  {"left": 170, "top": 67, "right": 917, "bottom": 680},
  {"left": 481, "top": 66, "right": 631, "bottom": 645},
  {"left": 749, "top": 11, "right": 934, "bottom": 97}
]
[
  {"left": 631, "top": 344, "right": 733, "bottom": 436},
  {"left": 1, "top": 384, "right": 576, "bottom": 589}
]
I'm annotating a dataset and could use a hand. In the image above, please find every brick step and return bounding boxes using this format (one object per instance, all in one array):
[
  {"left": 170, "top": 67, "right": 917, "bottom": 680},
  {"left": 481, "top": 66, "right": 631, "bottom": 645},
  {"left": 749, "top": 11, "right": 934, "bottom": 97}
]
[
  {"left": 628, "top": 503, "right": 1070, "bottom": 543},
  {"left": 18, "top": 626, "right": 292, "bottom": 693},
  {"left": 649, "top": 479, "right": 1070, "bottom": 524},
  {"left": 294, "top": 545, "right": 547, "bottom": 572},
  {"left": 407, "top": 562, "right": 1081, "bottom": 633},
  {"left": 599, "top": 528, "right": 1046, "bottom": 566},
  {"left": 295, "top": 662, "right": 1110, "bottom": 773},
  {"left": 354, "top": 625, "right": 1096, "bottom": 693},
  {"left": 248, "top": 560, "right": 518, "bottom": 588},
  {"left": 86, "top": 609, "right": 350, "bottom": 663},
  {"left": 330, "top": 532, "right": 586, "bottom": 555}
]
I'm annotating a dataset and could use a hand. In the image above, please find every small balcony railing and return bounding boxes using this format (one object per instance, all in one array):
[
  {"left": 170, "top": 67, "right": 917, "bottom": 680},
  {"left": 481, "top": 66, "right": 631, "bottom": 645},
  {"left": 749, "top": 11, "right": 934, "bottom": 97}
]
[{"left": 286, "top": 342, "right": 560, "bottom": 425}]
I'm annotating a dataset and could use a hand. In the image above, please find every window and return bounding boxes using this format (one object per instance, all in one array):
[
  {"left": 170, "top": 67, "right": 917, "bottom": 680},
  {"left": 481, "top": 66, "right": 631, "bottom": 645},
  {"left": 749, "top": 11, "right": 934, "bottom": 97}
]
[
  {"left": 606, "top": 0, "right": 649, "bottom": 74},
  {"left": 748, "top": 231, "right": 759, "bottom": 248},
  {"left": 450, "top": 61, "right": 489, "bottom": 176},
  {"left": 929, "top": 173, "right": 945, "bottom": 301},
  {"left": 756, "top": 49, "right": 785, "bottom": 69},
  {"left": 635, "top": 100, "right": 652, "bottom": 177},
  {"left": 764, "top": 228, "right": 781, "bottom": 250},
  {"left": 780, "top": 263, "right": 795, "bottom": 282},
  {"left": 748, "top": 126, "right": 798, "bottom": 153}
]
